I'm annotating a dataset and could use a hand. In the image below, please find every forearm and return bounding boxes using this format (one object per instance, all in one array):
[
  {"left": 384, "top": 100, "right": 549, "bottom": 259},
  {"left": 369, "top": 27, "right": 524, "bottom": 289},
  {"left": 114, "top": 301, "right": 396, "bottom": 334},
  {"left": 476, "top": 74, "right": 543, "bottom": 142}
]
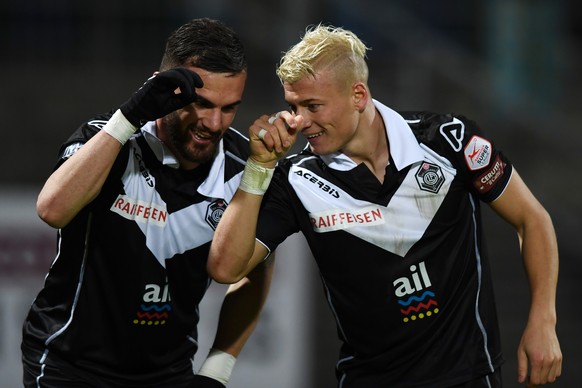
[
  {"left": 212, "top": 259, "right": 274, "bottom": 355},
  {"left": 209, "top": 189, "right": 265, "bottom": 283},
  {"left": 519, "top": 207, "right": 559, "bottom": 323},
  {"left": 37, "top": 130, "right": 122, "bottom": 228}
]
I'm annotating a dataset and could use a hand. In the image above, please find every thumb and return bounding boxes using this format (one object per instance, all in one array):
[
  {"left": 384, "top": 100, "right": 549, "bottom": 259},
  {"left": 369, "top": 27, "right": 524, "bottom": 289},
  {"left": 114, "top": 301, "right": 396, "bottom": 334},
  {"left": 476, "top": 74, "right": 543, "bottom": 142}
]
[{"left": 517, "top": 347, "right": 529, "bottom": 384}]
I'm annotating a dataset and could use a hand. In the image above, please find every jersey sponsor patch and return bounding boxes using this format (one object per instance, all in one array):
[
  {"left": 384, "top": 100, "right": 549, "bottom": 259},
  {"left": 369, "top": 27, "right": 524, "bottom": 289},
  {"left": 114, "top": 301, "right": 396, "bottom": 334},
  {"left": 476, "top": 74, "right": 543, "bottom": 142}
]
[
  {"left": 473, "top": 154, "right": 506, "bottom": 194},
  {"left": 464, "top": 135, "right": 492, "bottom": 171},
  {"left": 110, "top": 194, "right": 168, "bottom": 226},
  {"left": 439, "top": 117, "right": 465, "bottom": 152},
  {"left": 393, "top": 261, "right": 440, "bottom": 323},
  {"left": 309, "top": 206, "right": 385, "bottom": 233}
]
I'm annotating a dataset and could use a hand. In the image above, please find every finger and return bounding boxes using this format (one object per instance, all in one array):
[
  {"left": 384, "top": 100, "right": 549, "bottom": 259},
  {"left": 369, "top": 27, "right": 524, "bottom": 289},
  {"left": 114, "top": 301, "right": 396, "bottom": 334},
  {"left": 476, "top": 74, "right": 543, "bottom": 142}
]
[
  {"left": 171, "top": 68, "right": 200, "bottom": 100},
  {"left": 257, "top": 128, "right": 268, "bottom": 141},
  {"left": 268, "top": 111, "right": 300, "bottom": 151},
  {"left": 517, "top": 348, "right": 528, "bottom": 384},
  {"left": 528, "top": 358, "right": 543, "bottom": 386},
  {"left": 545, "top": 353, "right": 563, "bottom": 384}
]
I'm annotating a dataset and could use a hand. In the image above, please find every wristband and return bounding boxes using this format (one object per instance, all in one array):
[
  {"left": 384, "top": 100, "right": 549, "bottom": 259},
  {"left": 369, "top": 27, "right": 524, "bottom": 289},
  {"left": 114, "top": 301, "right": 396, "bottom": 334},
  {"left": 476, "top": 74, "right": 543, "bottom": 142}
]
[
  {"left": 239, "top": 158, "right": 275, "bottom": 195},
  {"left": 103, "top": 109, "right": 138, "bottom": 145},
  {"left": 197, "top": 348, "right": 237, "bottom": 385}
]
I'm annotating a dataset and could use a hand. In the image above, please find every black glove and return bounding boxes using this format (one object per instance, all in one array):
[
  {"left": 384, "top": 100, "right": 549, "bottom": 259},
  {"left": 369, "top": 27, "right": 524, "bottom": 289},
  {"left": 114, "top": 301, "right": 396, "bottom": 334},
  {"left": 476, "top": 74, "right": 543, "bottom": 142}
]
[
  {"left": 120, "top": 67, "right": 203, "bottom": 127},
  {"left": 189, "top": 375, "right": 226, "bottom": 388}
]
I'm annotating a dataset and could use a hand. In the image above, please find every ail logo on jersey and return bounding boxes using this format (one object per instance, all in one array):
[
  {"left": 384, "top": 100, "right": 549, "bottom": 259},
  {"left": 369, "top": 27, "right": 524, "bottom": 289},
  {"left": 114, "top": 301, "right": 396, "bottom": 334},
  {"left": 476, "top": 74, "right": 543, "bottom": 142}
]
[
  {"left": 206, "top": 199, "right": 227, "bottom": 230},
  {"left": 309, "top": 206, "right": 384, "bottom": 233},
  {"left": 415, "top": 162, "right": 445, "bottom": 193},
  {"left": 393, "top": 261, "right": 440, "bottom": 323},
  {"left": 110, "top": 194, "right": 168, "bottom": 226},
  {"left": 473, "top": 154, "right": 506, "bottom": 194},
  {"left": 133, "top": 281, "right": 172, "bottom": 326},
  {"left": 464, "top": 135, "right": 492, "bottom": 171}
]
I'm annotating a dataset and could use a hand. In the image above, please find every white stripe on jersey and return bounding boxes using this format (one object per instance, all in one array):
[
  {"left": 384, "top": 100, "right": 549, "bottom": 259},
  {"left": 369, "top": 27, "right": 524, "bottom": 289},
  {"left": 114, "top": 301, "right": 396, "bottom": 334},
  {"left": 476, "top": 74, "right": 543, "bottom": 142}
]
[
  {"left": 290, "top": 149, "right": 456, "bottom": 257},
  {"left": 115, "top": 141, "right": 238, "bottom": 267}
]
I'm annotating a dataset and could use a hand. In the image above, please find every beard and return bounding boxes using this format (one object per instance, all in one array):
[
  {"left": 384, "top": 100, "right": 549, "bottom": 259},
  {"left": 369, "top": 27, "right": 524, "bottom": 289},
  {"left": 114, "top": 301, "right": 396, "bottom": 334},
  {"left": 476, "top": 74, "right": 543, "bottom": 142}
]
[{"left": 162, "top": 112, "right": 220, "bottom": 166}]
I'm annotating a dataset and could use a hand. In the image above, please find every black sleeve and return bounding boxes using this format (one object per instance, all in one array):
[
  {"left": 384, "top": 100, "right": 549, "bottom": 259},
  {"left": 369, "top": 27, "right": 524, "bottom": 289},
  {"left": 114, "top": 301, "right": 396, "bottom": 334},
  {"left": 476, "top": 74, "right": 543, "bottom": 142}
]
[
  {"left": 255, "top": 164, "right": 302, "bottom": 251},
  {"left": 429, "top": 113, "right": 513, "bottom": 203}
]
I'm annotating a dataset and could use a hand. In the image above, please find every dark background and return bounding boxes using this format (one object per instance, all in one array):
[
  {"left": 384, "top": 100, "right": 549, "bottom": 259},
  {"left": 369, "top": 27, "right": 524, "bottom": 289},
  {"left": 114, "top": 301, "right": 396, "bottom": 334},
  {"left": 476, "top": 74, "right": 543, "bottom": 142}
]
[{"left": 1, "top": 1, "right": 580, "bottom": 386}]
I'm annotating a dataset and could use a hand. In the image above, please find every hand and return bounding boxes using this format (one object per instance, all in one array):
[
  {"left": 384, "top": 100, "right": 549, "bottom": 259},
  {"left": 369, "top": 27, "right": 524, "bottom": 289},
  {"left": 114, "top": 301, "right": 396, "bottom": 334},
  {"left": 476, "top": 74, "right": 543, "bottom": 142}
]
[
  {"left": 120, "top": 67, "right": 203, "bottom": 127},
  {"left": 249, "top": 111, "right": 304, "bottom": 167},
  {"left": 517, "top": 319, "right": 562, "bottom": 385},
  {"left": 189, "top": 374, "right": 226, "bottom": 388}
]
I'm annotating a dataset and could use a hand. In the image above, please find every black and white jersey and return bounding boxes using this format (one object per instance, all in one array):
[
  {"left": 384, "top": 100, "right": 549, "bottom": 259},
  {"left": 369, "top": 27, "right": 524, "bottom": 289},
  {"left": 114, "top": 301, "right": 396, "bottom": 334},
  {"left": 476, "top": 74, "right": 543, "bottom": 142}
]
[
  {"left": 256, "top": 100, "right": 512, "bottom": 387},
  {"left": 22, "top": 111, "right": 249, "bottom": 386}
]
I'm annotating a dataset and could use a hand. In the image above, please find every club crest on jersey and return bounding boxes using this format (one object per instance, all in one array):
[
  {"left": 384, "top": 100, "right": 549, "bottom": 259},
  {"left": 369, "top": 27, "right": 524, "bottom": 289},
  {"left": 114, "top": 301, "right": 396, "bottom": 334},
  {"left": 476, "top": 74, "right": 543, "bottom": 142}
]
[
  {"left": 206, "top": 199, "right": 228, "bottom": 230},
  {"left": 464, "top": 135, "right": 492, "bottom": 171},
  {"left": 393, "top": 261, "right": 440, "bottom": 323},
  {"left": 415, "top": 162, "right": 445, "bottom": 193}
]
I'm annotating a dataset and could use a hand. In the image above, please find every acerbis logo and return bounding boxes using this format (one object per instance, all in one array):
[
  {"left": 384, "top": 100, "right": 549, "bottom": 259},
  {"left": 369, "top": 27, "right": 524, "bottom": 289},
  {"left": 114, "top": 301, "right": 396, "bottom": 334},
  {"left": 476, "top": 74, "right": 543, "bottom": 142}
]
[
  {"left": 88, "top": 119, "right": 108, "bottom": 130},
  {"left": 439, "top": 117, "right": 465, "bottom": 152},
  {"left": 293, "top": 169, "right": 340, "bottom": 198},
  {"left": 415, "top": 162, "right": 445, "bottom": 193},
  {"left": 206, "top": 199, "right": 228, "bottom": 230}
]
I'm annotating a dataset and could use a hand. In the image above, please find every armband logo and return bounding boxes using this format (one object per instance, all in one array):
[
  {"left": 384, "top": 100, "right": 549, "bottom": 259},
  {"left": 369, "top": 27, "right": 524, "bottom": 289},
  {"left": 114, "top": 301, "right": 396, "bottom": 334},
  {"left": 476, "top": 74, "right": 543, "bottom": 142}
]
[
  {"left": 206, "top": 199, "right": 228, "bottom": 230},
  {"left": 415, "top": 162, "right": 445, "bottom": 194},
  {"left": 473, "top": 154, "right": 506, "bottom": 194},
  {"left": 439, "top": 117, "right": 465, "bottom": 152},
  {"left": 464, "top": 135, "right": 491, "bottom": 171}
]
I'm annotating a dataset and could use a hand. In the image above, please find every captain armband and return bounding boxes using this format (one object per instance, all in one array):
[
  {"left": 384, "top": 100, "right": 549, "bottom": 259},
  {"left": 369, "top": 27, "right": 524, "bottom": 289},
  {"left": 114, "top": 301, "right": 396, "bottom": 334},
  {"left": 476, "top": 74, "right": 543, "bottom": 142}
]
[
  {"left": 239, "top": 158, "right": 275, "bottom": 195},
  {"left": 103, "top": 109, "right": 138, "bottom": 145}
]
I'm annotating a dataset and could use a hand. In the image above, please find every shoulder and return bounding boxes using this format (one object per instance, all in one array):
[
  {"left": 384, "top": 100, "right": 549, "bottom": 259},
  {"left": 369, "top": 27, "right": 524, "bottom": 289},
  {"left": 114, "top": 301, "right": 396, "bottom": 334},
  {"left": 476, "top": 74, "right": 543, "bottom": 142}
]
[
  {"left": 57, "top": 110, "right": 116, "bottom": 161},
  {"left": 278, "top": 147, "right": 320, "bottom": 171},
  {"left": 400, "top": 110, "right": 489, "bottom": 158},
  {"left": 222, "top": 127, "right": 250, "bottom": 162}
]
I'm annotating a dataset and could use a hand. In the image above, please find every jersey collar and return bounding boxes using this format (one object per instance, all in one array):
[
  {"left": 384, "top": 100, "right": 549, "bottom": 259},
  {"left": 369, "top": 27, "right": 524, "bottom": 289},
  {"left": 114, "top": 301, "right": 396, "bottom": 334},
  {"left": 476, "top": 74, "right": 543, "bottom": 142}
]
[
  {"left": 319, "top": 99, "right": 424, "bottom": 171},
  {"left": 140, "top": 121, "right": 226, "bottom": 199}
]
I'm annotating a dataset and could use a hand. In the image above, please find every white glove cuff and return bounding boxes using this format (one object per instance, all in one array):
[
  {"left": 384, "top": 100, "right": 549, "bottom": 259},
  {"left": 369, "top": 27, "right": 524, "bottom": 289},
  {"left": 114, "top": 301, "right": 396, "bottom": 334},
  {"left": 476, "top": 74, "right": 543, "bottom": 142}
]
[
  {"left": 103, "top": 109, "right": 138, "bottom": 145},
  {"left": 197, "top": 348, "right": 237, "bottom": 385},
  {"left": 239, "top": 158, "right": 275, "bottom": 195}
]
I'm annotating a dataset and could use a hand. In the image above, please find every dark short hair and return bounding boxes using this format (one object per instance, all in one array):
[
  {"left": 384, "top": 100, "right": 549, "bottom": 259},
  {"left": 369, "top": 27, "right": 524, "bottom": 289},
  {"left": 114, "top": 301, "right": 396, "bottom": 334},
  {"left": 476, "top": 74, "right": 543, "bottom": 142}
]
[{"left": 160, "top": 18, "right": 246, "bottom": 74}]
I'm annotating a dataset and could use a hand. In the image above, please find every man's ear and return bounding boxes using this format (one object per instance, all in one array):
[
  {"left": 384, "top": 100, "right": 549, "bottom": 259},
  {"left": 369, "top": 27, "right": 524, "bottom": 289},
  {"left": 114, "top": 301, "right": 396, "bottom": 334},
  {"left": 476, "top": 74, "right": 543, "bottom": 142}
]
[{"left": 353, "top": 82, "right": 368, "bottom": 112}]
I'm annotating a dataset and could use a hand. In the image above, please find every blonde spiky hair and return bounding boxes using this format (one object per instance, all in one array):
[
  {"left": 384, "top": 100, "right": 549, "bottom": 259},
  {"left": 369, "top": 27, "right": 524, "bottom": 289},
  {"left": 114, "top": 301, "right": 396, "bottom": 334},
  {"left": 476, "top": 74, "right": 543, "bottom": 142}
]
[{"left": 276, "top": 24, "right": 370, "bottom": 88}]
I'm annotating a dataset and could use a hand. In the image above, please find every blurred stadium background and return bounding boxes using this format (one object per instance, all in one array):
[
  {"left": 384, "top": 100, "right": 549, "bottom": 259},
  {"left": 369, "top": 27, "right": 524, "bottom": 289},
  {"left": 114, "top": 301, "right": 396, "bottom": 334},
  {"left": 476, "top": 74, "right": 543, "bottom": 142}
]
[{"left": 1, "top": 1, "right": 581, "bottom": 386}]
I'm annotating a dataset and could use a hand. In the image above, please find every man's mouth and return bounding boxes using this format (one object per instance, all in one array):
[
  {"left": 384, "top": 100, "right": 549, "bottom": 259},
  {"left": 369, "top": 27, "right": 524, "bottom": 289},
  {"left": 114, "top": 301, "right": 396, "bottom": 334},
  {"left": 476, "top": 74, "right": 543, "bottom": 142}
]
[
  {"left": 192, "top": 129, "right": 214, "bottom": 141},
  {"left": 306, "top": 131, "right": 324, "bottom": 139}
]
